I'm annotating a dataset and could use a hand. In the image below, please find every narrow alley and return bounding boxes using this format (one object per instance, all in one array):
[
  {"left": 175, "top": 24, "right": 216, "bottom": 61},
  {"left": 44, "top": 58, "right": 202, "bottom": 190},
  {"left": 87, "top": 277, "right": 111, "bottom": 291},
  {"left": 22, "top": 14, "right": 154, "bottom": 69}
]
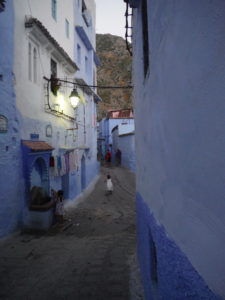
[{"left": 0, "top": 166, "right": 143, "bottom": 300}]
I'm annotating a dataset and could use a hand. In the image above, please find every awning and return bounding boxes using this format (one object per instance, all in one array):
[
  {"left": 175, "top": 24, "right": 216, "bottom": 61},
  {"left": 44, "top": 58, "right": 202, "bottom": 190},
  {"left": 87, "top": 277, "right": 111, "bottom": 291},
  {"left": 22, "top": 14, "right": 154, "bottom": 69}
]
[
  {"left": 93, "top": 91, "right": 102, "bottom": 103},
  {"left": 22, "top": 140, "right": 54, "bottom": 152},
  {"left": 76, "top": 25, "right": 92, "bottom": 50},
  {"left": 75, "top": 78, "right": 102, "bottom": 102},
  {"left": 76, "top": 78, "right": 93, "bottom": 95}
]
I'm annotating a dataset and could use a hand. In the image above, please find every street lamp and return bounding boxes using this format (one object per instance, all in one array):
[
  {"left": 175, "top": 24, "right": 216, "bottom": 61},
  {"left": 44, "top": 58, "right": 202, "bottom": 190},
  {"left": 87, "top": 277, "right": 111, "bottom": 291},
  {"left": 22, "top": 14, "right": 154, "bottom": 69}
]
[{"left": 69, "top": 85, "right": 80, "bottom": 108}]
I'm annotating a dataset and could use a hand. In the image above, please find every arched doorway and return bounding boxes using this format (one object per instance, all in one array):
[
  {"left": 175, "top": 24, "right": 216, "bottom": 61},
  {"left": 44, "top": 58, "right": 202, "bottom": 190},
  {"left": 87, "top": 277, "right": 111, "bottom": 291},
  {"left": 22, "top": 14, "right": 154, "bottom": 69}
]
[
  {"left": 81, "top": 155, "right": 86, "bottom": 191},
  {"left": 30, "top": 157, "right": 48, "bottom": 192},
  {"left": 30, "top": 157, "right": 49, "bottom": 205}
]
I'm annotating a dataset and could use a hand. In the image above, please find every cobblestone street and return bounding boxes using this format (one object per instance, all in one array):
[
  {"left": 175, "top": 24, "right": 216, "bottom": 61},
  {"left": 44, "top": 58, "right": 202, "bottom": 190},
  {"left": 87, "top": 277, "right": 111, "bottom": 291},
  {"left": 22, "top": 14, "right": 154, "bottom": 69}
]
[{"left": 0, "top": 166, "right": 144, "bottom": 300}]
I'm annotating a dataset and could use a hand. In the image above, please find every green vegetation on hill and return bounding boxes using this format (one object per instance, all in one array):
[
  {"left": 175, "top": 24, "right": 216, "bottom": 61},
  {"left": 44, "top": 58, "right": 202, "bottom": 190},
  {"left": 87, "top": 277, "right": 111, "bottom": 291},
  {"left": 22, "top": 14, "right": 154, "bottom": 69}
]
[{"left": 96, "top": 34, "right": 132, "bottom": 120}]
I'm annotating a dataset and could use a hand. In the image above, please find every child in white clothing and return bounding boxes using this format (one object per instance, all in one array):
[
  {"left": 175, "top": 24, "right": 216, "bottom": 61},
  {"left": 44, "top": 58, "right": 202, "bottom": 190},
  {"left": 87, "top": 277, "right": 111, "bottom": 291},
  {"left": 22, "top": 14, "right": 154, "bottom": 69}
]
[{"left": 106, "top": 174, "right": 113, "bottom": 195}]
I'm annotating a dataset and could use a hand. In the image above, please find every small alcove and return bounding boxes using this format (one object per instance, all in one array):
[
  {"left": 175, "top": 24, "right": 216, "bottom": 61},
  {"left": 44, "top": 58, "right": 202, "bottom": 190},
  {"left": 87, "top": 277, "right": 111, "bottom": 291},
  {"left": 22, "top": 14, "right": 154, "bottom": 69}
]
[{"left": 22, "top": 140, "right": 54, "bottom": 231}]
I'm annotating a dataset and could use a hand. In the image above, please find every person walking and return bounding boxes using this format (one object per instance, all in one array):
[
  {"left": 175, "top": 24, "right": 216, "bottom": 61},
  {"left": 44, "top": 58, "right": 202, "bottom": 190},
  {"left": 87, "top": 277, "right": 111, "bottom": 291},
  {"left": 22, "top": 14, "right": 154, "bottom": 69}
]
[
  {"left": 105, "top": 149, "right": 112, "bottom": 167},
  {"left": 115, "top": 149, "right": 122, "bottom": 166},
  {"left": 105, "top": 174, "right": 113, "bottom": 195}
]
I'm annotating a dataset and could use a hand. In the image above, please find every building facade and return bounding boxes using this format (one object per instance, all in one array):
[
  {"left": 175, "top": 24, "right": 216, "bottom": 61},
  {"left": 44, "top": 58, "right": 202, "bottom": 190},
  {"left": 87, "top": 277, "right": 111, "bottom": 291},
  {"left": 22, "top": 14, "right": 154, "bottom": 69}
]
[
  {"left": 112, "top": 124, "right": 135, "bottom": 172},
  {"left": 98, "top": 108, "right": 134, "bottom": 160},
  {"left": 0, "top": 0, "right": 100, "bottom": 236},
  {"left": 73, "top": 0, "right": 101, "bottom": 194},
  {"left": 125, "top": 0, "right": 225, "bottom": 299}
]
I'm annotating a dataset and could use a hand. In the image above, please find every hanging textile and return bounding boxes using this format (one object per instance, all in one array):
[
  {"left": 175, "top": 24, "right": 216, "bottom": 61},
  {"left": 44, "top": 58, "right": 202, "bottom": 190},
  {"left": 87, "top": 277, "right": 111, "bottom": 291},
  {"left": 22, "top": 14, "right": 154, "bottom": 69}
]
[
  {"left": 49, "top": 156, "right": 55, "bottom": 167},
  {"left": 75, "top": 150, "right": 79, "bottom": 165},
  {"left": 53, "top": 156, "right": 59, "bottom": 176},
  {"left": 69, "top": 151, "right": 76, "bottom": 171},
  {"left": 65, "top": 153, "right": 69, "bottom": 173},
  {"left": 60, "top": 155, "right": 66, "bottom": 176},
  {"left": 57, "top": 156, "right": 62, "bottom": 170}
]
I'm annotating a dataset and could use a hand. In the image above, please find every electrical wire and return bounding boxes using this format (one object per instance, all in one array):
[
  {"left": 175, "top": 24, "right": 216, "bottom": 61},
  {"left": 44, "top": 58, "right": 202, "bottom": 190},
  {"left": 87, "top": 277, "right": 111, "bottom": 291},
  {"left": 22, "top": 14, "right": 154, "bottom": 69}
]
[{"left": 43, "top": 76, "right": 132, "bottom": 89}]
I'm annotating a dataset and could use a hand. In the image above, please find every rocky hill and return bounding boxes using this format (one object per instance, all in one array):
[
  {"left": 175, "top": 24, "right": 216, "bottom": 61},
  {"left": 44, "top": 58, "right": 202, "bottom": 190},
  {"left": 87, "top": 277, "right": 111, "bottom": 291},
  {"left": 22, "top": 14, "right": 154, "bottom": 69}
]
[{"left": 96, "top": 34, "right": 132, "bottom": 120}]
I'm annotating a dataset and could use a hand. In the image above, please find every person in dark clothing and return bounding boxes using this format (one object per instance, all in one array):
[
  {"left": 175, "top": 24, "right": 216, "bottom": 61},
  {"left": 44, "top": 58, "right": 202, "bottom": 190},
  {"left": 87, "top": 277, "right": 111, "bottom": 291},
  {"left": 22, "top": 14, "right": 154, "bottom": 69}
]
[
  {"left": 115, "top": 149, "right": 122, "bottom": 166},
  {"left": 105, "top": 150, "right": 112, "bottom": 166}
]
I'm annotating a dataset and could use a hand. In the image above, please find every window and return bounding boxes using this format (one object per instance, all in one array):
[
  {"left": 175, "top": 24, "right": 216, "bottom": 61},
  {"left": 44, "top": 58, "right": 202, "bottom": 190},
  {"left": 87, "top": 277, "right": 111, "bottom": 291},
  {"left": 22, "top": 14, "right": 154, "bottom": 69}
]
[
  {"left": 50, "top": 59, "right": 59, "bottom": 96},
  {"left": 33, "top": 48, "right": 37, "bottom": 83},
  {"left": 28, "top": 41, "right": 38, "bottom": 83},
  {"left": 0, "top": 0, "right": 6, "bottom": 12},
  {"left": 65, "top": 19, "right": 69, "bottom": 38},
  {"left": 0, "top": 115, "right": 8, "bottom": 133},
  {"left": 85, "top": 56, "right": 88, "bottom": 73},
  {"left": 82, "top": 0, "right": 86, "bottom": 13},
  {"left": 52, "top": 0, "right": 57, "bottom": 20},
  {"left": 28, "top": 42, "right": 32, "bottom": 81},
  {"left": 77, "top": 44, "right": 81, "bottom": 64},
  {"left": 82, "top": 0, "right": 91, "bottom": 27},
  {"left": 51, "top": 59, "right": 57, "bottom": 78},
  {"left": 142, "top": 0, "right": 149, "bottom": 77},
  {"left": 151, "top": 241, "right": 158, "bottom": 283}
]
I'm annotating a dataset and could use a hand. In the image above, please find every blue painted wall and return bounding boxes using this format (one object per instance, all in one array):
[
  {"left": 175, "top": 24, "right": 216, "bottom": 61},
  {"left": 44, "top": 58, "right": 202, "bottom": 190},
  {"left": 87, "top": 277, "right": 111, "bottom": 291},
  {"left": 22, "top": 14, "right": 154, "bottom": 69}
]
[
  {"left": 0, "top": 0, "right": 24, "bottom": 237},
  {"left": 118, "top": 133, "right": 136, "bottom": 172},
  {"left": 111, "top": 126, "right": 118, "bottom": 164},
  {"left": 99, "top": 117, "right": 135, "bottom": 155},
  {"left": 60, "top": 157, "right": 99, "bottom": 201},
  {"left": 132, "top": 0, "right": 225, "bottom": 297},
  {"left": 0, "top": 1, "right": 99, "bottom": 237},
  {"left": 108, "top": 118, "right": 134, "bottom": 146},
  {"left": 85, "top": 160, "right": 100, "bottom": 187},
  {"left": 111, "top": 125, "right": 135, "bottom": 171},
  {"left": 136, "top": 193, "right": 220, "bottom": 300}
]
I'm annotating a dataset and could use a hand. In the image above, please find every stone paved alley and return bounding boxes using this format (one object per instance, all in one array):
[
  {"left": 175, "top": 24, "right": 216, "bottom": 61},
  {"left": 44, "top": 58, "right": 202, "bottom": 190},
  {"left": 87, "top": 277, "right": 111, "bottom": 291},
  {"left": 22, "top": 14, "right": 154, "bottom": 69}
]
[{"left": 0, "top": 166, "right": 144, "bottom": 300}]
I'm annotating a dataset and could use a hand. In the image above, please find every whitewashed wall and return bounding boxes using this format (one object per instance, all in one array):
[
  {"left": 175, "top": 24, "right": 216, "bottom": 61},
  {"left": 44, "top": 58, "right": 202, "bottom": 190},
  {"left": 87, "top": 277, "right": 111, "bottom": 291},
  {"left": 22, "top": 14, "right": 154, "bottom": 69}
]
[{"left": 132, "top": 0, "right": 225, "bottom": 298}]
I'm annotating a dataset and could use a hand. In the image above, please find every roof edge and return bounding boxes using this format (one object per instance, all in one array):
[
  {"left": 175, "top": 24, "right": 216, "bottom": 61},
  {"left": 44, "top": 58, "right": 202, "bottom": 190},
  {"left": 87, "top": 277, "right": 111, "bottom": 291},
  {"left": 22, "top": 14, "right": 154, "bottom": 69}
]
[{"left": 25, "top": 17, "right": 79, "bottom": 73}]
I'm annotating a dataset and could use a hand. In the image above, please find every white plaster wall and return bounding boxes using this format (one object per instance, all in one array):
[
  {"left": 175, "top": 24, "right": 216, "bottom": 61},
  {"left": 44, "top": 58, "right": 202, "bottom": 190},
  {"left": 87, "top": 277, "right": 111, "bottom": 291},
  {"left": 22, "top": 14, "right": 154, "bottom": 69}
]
[
  {"left": 15, "top": 0, "right": 74, "bottom": 59},
  {"left": 74, "top": 0, "right": 96, "bottom": 47},
  {"left": 132, "top": 0, "right": 225, "bottom": 297},
  {"left": 109, "top": 118, "right": 134, "bottom": 145},
  {"left": 74, "top": 0, "right": 96, "bottom": 86},
  {"left": 12, "top": 0, "right": 90, "bottom": 203},
  {"left": 86, "top": 0, "right": 96, "bottom": 47},
  {"left": 13, "top": 0, "right": 77, "bottom": 145},
  {"left": 75, "top": 34, "right": 93, "bottom": 85},
  {"left": 73, "top": 0, "right": 98, "bottom": 163},
  {"left": 118, "top": 123, "right": 135, "bottom": 135}
]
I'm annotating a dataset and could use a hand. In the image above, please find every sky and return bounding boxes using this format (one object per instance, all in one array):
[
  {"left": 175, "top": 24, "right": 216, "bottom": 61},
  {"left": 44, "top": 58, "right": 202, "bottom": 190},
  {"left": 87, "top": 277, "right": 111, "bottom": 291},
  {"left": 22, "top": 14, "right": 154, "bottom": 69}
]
[{"left": 95, "top": 0, "right": 126, "bottom": 38}]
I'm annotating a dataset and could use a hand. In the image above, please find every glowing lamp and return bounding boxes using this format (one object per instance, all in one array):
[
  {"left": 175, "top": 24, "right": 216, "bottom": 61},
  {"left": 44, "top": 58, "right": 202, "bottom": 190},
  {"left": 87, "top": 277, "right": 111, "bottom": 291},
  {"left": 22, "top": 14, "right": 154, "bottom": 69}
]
[{"left": 69, "top": 87, "right": 80, "bottom": 108}]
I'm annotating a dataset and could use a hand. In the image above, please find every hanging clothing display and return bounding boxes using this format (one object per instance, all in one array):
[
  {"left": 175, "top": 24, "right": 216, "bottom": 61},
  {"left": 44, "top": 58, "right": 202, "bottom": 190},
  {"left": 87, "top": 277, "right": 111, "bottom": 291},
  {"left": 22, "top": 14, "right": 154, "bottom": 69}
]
[
  {"left": 74, "top": 149, "right": 79, "bottom": 167},
  {"left": 57, "top": 156, "right": 62, "bottom": 170},
  {"left": 65, "top": 153, "right": 69, "bottom": 173},
  {"left": 52, "top": 149, "right": 80, "bottom": 177},
  {"left": 69, "top": 151, "right": 76, "bottom": 171},
  {"left": 60, "top": 155, "right": 66, "bottom": 176},
  {"left": 49, "top": 156, "right": 55, "bottom": 167},
  {"left": 53, "top": 156, "right": 59, "bottom": 176}
]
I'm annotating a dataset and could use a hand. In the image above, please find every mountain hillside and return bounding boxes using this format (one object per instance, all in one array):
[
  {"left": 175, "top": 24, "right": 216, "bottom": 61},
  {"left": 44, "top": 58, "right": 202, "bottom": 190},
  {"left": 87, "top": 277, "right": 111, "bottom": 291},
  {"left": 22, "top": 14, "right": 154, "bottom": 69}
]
[{"left": 96, "top": 34, "right": 132, "bottom": 120}]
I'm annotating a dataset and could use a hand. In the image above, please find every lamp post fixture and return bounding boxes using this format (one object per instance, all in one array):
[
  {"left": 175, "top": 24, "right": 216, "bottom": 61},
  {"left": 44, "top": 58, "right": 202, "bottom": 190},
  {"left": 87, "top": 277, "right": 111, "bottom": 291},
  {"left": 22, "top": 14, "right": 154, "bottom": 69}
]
[
  {"left": 69, "top": 86, "right": 80, "bottom": 108},
  {"left": 43, "top": 75, "right": 131, "bottom": 121}
]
